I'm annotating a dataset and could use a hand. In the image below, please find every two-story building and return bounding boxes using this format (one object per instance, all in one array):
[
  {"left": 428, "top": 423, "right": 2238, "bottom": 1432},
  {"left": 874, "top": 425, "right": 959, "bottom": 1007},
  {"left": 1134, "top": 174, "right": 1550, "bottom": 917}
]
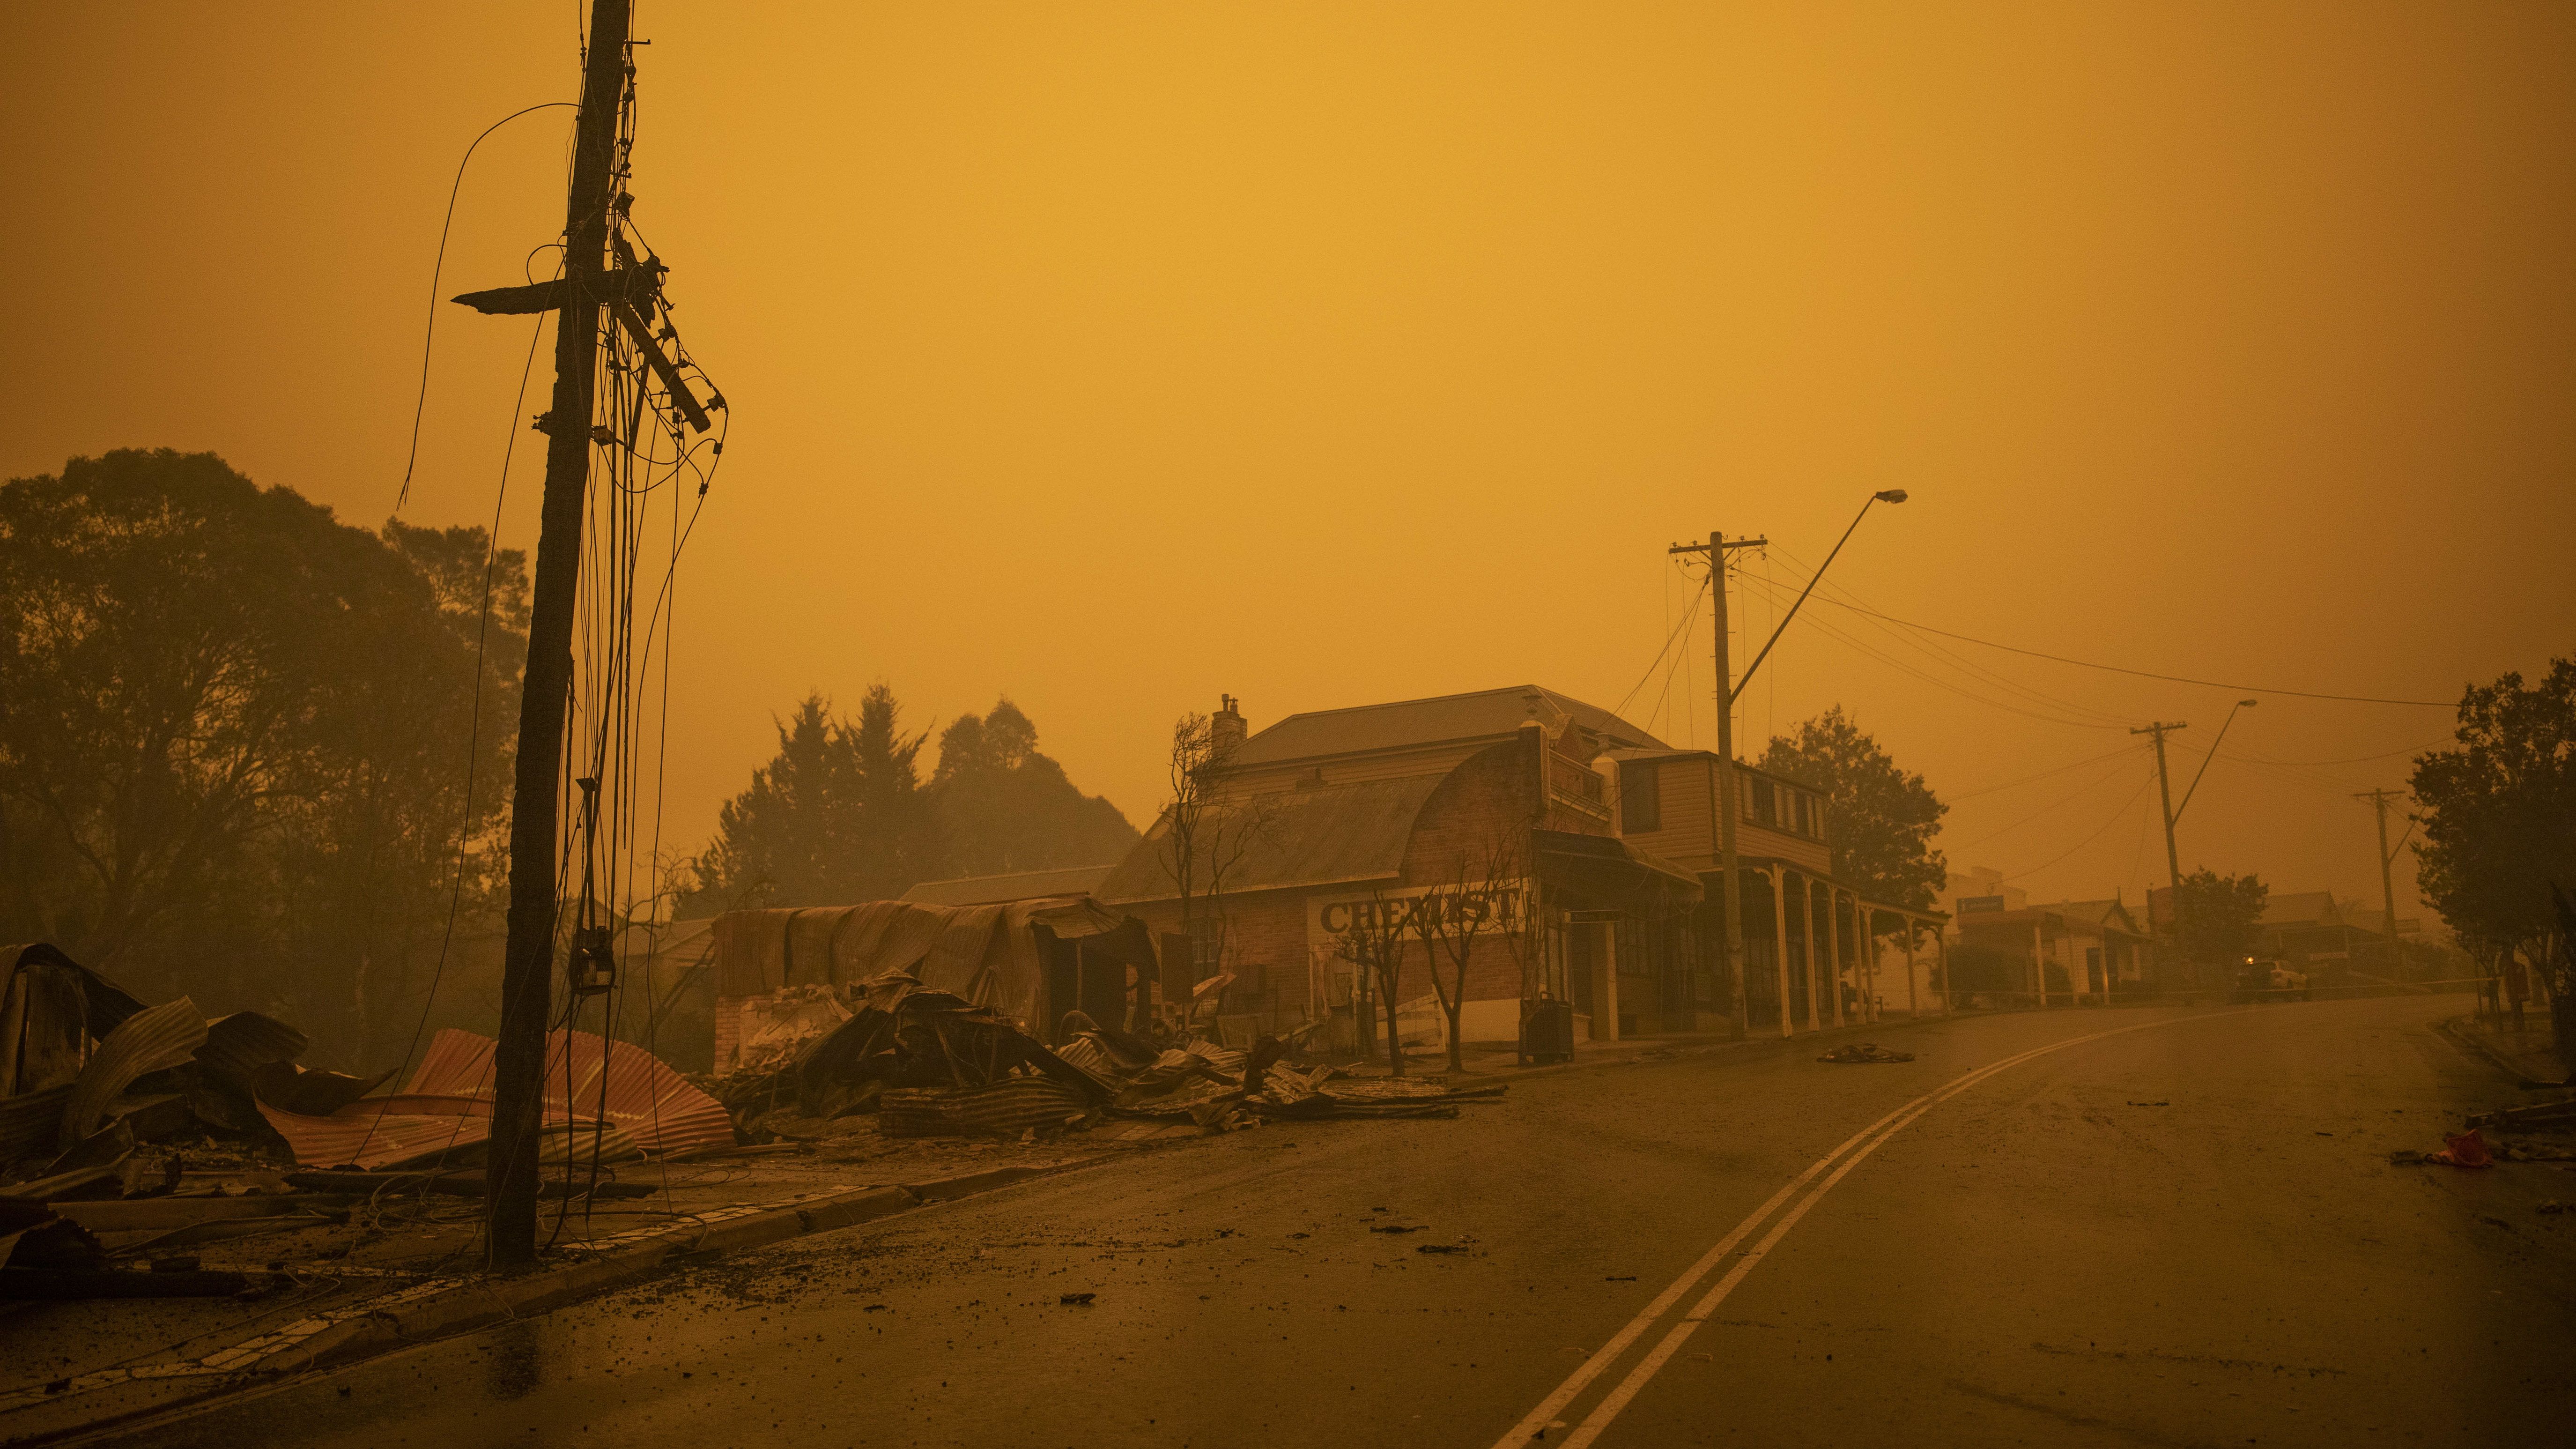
[
  {"left": 1094, "top": 688, "right": 1703, "bottom": 1049},
  {"left": 1598, "top": 746, "right": 1952, "bottom": 1034}
]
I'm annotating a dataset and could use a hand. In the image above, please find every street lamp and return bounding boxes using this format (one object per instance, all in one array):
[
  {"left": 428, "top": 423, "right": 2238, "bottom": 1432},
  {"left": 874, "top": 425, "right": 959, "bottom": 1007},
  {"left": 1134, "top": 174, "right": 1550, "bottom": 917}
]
[
  {"left": 1730, "top": 489, "right": 1910, "bottom": 705},
  {"left": 2171, "top": 698, "right": 2259, "bottom": 825}
]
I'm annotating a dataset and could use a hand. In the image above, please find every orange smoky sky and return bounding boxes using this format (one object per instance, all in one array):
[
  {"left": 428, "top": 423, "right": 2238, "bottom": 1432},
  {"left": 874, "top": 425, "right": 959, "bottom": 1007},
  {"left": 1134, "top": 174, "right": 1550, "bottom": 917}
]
[{"left": 4, "top": 2, "right": 2569, "bottom": 928}]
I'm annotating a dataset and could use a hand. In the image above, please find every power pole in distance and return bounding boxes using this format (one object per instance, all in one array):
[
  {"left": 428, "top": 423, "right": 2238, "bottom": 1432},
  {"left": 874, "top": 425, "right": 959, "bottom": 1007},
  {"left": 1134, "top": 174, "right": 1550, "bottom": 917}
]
[
  {"left": 2355, "top": 788, "right": 2408, "bottom": 974},
  {"left": 1669, "top": 530, "right": 1766, "bottom": 1040},
  {"left": 486, "top": 0, "right": 630, "bottom": 1269},
  {"left": 2131, "top": 721, "right": 2186, "bottom": 977}
]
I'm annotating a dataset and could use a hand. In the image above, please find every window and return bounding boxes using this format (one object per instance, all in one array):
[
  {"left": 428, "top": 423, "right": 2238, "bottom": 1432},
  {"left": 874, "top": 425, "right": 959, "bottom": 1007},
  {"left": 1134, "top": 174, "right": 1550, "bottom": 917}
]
[
  {"left": 1749, "top": 778, "right": 1776, "bottom": 827},
  {"left": 1619, "top": 759, "right": 1660, "bottom": 832}
]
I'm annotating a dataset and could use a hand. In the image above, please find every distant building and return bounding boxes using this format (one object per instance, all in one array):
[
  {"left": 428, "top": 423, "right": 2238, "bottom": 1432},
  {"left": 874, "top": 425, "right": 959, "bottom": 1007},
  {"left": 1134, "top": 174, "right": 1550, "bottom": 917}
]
[
  {"left": 1944, "top": 866, "right": 2027, "bottom": 922},
  {"left": 2142, "top": 885, "right": 2398, "bottom": 982},
  {"left": 2253, "top": 891, "right": 2398, "bottom": 979},
  {"left": 1953, "top": 896, "right": 2154, "bottom": 1003}
]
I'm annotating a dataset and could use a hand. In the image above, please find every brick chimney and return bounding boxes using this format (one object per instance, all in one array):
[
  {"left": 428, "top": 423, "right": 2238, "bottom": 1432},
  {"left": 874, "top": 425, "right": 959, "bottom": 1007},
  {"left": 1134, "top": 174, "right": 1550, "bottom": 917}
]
[{"left": 1211, "top": 694, "right": 1246, "bottom": 758}]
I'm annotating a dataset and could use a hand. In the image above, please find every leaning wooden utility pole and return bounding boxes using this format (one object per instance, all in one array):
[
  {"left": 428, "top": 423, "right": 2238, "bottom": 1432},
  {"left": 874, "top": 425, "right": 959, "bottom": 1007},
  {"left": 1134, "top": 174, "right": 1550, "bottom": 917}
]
[
  {"left": 488, "top": 0, "right": 632, "bottom": 1268},
  {"left": 2132, "top": 720, "right": 2186, "bottom": 983}
]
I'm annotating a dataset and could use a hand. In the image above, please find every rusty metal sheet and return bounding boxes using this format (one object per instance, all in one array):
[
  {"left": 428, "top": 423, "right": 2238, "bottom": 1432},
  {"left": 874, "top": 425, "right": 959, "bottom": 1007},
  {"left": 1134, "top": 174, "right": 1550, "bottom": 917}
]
[
  {"left": 254, "top": 1094, "right": 495, "bottom": 1171},
  {"left": 60, "top": 998, "right": 206, "bottom": 1149},
  {"left": 195, "top": 1011, "right": 307, "bottom": 1094},
  {"left": 260, "top": 1028, "right": 729, "bottom": 1169},
  {"left": 880, "top": 1078, "right": 1091, "bottom": 1138}
]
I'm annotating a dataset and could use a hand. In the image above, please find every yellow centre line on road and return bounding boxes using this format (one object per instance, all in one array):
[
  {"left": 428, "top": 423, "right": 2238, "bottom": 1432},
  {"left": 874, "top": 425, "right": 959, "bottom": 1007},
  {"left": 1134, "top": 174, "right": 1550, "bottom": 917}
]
[{"left": 1489, "top": 1010, "right": 2253, "bottom": 1449}]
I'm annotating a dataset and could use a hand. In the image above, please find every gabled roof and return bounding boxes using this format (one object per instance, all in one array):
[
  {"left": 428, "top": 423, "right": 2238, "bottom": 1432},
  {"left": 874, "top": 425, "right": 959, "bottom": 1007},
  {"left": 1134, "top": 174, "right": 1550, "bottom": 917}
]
[
  {"left": 1095, "top": 774, "right": 1449, "bottom": 904},
  {"left": 2031, "top": 898, "right": 2149, "bottom": 937},
  {"left": 1227, "top": 686, "right": 1662, "bottom": 769},
  {"left": 2259, "top": 892, "right": 2342, "bottom": 929},
  {"left": 902, "top": 864, "right": 1118, "bottom": 907}
]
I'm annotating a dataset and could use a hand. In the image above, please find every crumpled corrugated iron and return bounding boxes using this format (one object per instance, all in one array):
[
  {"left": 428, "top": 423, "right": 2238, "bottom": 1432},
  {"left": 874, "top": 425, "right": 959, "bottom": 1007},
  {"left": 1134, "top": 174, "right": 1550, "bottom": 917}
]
[
  {"left": 880, "top": 1079, "right": 1092, "bottom": 1138},
  {"left": 258, "top": 1027, "right": 732, "bottom": 1170},
  {"left": 61, "top": 998, "right": 207, "bottom": 1146},
  {"left": 196, "top": 1012, "right": 308, "bottom": 1094},
  {"left": 725, "top": 970, "right": 1113, "bottom": 1133}
]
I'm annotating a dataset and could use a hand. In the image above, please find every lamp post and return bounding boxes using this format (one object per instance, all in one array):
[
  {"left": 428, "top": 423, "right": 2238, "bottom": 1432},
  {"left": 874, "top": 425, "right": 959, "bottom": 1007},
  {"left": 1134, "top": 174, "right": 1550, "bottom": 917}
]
[
  {"left": 1730, "top": 490, "right": 1909, "bottom": 704},
  {"left": 1696, "top": 489, "right": 1908, "bottom": 1040},
  {"left": 2171, "top": 698, "right": 2258, "bottom": 827}
]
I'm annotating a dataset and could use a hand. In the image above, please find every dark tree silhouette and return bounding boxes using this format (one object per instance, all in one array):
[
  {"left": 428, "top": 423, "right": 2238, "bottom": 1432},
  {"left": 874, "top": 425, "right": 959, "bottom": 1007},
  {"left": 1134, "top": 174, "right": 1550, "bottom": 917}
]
[
  {"left": 0, "top": 450, "right": 526, "bottom": 1063},
  {"left": 1757, "top": 706, "right": 1947, "bottom": 910},
  {"left": 932, "top": 697, "right": 1138, "bottom": 879},
  {"left": 688, "top": 684, "right": 945, "bottom": 909}
]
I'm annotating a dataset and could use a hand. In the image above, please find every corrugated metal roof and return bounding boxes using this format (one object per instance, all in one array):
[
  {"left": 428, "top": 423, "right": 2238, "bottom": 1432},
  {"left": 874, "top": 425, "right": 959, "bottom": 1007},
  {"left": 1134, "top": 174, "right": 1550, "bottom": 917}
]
[
  {"left": 259, "top": 1027, "right": 731, "bottom": 1170},
  {"left": 1094, "top": 774, "right": 1444, "bottom": 905},
  {"left": 1533, "top": 828, "right": 1704, "bottom": 907},
  {"left": 196, "top": 1011, "right": 307, "bottom": 1094},
  {"left": 1227, "top": 686, "right": 1661, "bottom": 769},
  {"left": 902, "top": 865, "right": 1118, "bottom": 907},
  {"left": 880, "top": 1078, "right": 1092, "bottom": 1138},
  {"left": 2259, "top": 891, "right": 2343, "bottom": 929},
  {"left": 61, "top": 997, "right": 207, "bottom": 1147}
]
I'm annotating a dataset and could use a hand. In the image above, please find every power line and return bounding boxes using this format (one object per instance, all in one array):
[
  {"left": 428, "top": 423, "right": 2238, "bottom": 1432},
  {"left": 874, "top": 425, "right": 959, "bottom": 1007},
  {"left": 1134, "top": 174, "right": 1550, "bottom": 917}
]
[
  {"left": 2003, "top": 769, "right": 2160, "bottom": 883},
  {"left": 1736, "top": 572, "right": 2128, "bottom": 732},
  {"left": 1948, "top": 750, "right": 2149, "bottom": 850},
  {"left": 1614, "top": 569, "right": 1712, "bottom": 722},
  {"left": 1757, "top": 542, "right": 2139, "bottom": 728},
  {"left": 1787, "top": 592, "right": 2457, "bottom": 707},
  {"left": 395, "top": 100, "right": 579, "bottom": 513},
  {"left": 1947, "top": 743, "right": 2143, "bottom": 802}
]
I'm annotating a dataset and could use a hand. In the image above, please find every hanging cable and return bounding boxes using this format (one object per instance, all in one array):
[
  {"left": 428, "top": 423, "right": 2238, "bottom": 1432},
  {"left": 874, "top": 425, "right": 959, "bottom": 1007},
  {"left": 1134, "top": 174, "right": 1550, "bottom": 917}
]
[{"left": 395, "top": 101, "right": 579, "bottom": 513}]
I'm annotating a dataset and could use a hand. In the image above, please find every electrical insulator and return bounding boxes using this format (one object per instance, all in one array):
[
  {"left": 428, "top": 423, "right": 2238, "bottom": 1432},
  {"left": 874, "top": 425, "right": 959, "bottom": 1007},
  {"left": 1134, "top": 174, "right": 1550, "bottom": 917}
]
[{"left": 573, "top": 925, "right": 616, "bottom": 995}]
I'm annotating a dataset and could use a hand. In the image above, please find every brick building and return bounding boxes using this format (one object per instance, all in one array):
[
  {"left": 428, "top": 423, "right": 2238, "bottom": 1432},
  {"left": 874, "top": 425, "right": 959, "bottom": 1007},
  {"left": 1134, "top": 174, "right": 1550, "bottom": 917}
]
[{"left": 1094, "top": 688, "right": 1702, "bottom": 1049}]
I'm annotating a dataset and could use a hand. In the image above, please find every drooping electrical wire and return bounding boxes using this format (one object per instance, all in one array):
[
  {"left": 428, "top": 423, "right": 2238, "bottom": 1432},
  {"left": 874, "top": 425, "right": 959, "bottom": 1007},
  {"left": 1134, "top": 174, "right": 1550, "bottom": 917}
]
[
  {"left": 396, "top": 101, "right": 579, "bottom": 513},
  {"left": 1778, "top": 586, "right": 2458, "bottom": 708},
  {"left": 2002, "top": 769, "right": 2160, "bottom": 883}
]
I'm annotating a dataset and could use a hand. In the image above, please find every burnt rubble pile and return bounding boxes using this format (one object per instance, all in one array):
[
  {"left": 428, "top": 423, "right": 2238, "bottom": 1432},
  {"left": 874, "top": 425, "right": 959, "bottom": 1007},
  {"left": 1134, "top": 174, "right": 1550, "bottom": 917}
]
[
  {"left": 718, "top": 969, "right": 1504, "bottom": 1141},
  {"left": 0, "top": 942, "right": 728, "bottom": 1297}
]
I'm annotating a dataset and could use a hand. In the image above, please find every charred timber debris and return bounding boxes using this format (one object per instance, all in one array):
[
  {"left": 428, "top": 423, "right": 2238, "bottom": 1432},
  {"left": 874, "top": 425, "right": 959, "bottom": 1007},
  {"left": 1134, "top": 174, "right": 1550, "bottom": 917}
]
[
  {"left": 716, "top": 967, "right": 1506, "bottom": 1142},
  {"left": 0, "top": 940, "right": 1499, "bottom": 1308}
]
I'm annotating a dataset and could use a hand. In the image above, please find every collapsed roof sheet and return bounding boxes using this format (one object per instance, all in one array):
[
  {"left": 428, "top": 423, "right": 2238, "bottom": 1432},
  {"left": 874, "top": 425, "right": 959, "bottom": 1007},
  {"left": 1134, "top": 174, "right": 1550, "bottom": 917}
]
[
  {"left": 258, "top": 1027, "right": 731, "bottom": 1171},
  {"left": 711, "top": 896, "right": 1148, "bottom": 1026}
]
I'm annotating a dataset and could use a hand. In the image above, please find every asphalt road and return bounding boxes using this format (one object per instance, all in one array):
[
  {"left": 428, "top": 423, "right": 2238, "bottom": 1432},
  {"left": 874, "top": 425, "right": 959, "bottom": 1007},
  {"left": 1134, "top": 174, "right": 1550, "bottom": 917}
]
[{"left": 122, "top": 996, "right": 2576, "bottom": 1448}]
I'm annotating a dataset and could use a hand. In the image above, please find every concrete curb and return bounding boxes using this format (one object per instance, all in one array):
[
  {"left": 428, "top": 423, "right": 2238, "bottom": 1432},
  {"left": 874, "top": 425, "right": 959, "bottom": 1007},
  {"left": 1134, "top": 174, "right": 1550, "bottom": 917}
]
[
  {"left": 1, "top": 1165, "right": 1104, "bottom": 1446},
  {"left": 259, "top": 1168, "right": 1057, "bottom": 1375},
  {"left": 2433, "top": 1016, "right": 2569, "bottom": 1090}
]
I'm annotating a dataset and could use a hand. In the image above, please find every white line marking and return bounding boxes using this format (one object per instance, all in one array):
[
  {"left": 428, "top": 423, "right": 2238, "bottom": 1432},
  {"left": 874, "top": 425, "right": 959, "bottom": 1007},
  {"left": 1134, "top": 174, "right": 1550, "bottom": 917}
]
[{"left": 1495, "top": 1011, "right": 2245, "bottom": 1449}]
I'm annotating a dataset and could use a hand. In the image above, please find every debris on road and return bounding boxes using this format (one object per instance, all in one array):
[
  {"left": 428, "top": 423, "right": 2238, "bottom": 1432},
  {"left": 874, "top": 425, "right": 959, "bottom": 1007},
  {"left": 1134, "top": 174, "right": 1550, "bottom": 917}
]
[
  {"left": 258, "top": 1025, "right": 733, "bottom": 1169},
  {"left": 1059, "top": 1292, "right": 1096, "bottom": 1306},
  {"left": 2390, "top": 1129, "right": 2495, "bottom": 1168},
  {"left": 1, "top": 937, "right": 729, "bottom": 1299},
  {"left": 2128, "top": 1100, "right": 2170, "bottom": 1107},
  {"left": 2465, "top": 1099, "right": 2576, "bottom": 1133},
  {"left": 716, "top": 967, "right": 1504, "bottom": 1141},
  {"left": 1818, "top": 1043, "right": 1915, "bottom": 1064},
  {"left": 2540, "top": 1200, "right": 2569, "bottom": 1215}
]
